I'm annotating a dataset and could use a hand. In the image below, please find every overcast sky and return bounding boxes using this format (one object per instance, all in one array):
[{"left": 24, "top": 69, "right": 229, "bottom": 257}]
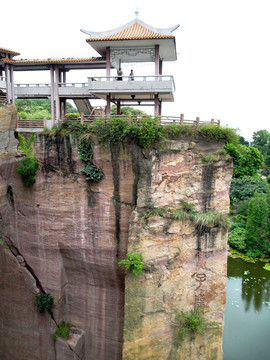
[{"left": 2, "top": 0, "right": 270, "bottom": 141}]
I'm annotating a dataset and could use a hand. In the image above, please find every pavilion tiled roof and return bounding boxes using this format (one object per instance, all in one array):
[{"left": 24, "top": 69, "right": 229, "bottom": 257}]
[
  {"left": 0, "top": 47, "right": 20, "bottom": 56},
  {"left": 86, "top": 22, "right": 175, "bottom": 42},
  {"left": 0, "top": 57, "right": 105, "bottom": 64}
]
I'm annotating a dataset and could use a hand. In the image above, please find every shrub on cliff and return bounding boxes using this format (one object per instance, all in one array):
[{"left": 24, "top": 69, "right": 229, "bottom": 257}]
[
  {"left": 16, "top": 156, "right": 39, "bottom": 186},
  {"left": 118, "top": 253, "right": 144, "bottom": 276},
  {"left": 92, "top": 116, "right": 163, "bottom": 148},
  {"left": 175, "top": 308, "right": 208, "bottom": 340},
  {"left": 35, "top": 293, "right": 54, "bottom": 313},
  {"left": 51, "top": 321, "right": 71, "bottom": 341},
  {"left": 16, "top": 132, "right": 39, "bottom": 186}
]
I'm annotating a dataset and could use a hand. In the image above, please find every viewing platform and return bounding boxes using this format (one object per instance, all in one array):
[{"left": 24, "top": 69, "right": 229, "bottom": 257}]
[{"left": 88, "top": 75, "right": 175, "bottom": 102}]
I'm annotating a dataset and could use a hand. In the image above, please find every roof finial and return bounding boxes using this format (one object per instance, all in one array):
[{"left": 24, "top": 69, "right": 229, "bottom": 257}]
[{"left": 135, "top": 8, "right": 139, "bottom": 19}]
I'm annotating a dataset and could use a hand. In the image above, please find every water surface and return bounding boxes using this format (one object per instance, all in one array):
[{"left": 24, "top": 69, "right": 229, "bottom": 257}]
[{"left": 223, "top": 256, "right": 270, "bottom": 360}]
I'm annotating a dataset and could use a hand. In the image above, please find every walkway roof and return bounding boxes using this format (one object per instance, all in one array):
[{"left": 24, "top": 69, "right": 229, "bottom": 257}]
[
  {"left": 0, "top": 57, "right": 107, "bottom": 71},
  {"left": 0, "top": 46, "right": 20, "bottom": 57}
]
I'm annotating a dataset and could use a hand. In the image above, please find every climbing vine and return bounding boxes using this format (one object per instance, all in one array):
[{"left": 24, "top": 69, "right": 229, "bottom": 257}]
[{"left": 77, "top": 138, "right": 104, "bottom": 182}]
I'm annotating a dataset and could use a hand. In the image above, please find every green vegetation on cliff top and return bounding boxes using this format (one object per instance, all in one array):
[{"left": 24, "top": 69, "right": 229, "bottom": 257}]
[{"left": 43, "top": 117, "right": 239, "bottom": 149}]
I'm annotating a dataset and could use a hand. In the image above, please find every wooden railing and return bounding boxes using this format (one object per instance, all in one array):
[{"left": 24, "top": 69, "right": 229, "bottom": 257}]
[
  {"left": 77, "top": 114, "right": 220, "bottom": 126},
  {"left": 15, "top": 114, "right": 220, "bottom": 130},
  {"left": 16, "top": 118, "right": 47, "bottom": 129},
  {"left": 0, "top": 95, "right": 7, "bottom": 104}
]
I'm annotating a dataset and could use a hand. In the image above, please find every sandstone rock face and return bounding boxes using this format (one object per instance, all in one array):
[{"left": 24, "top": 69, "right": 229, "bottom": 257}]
[
  {"left": 0, "top": 104, "right": 18, "bottom": 153},
  {"left": 0, "top": 131, "right": 232, "bottom": 360}
]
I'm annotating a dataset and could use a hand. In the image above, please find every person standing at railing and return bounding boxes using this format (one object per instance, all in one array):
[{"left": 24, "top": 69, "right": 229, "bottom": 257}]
[
  {"left": 117, "top": 68, "right": 123, "bottom": 81},
  {"left": 129, "top": 70, "right": 134, "bottom": 81}
]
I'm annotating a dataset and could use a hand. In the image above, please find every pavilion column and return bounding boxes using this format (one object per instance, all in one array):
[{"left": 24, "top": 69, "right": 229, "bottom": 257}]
[
  {"left": 159, "top": 59, "right": 163, "bottom": 75},
  {"left": 5, "top": 64, "right": 11, "bottom": 103},
  {"left": 106, "top": 47, "right": 111, "bottom": 78},
  {"left": 10, "top": 65, "right": 15, "bottom": 104},
  {"left": 50, "top": 66, "right": 55, "bottom": 127},
  {"left": 55, "top": 66, "right": 61, "bottom": 123},
  {"left": 106, "top": 95, "right": 111, "bottom": 116},
  {"left": 159, "top": 101, "right": 162, "bottom": 116},
  {"left": 117, "top": 101, "right": 121, "bottom": 115},
  {"left": 62, "top": 70, "right": 67, "bottom": 118},
  {"left": 154, "top": 95, "right": 159, "bottom": 116},
  {"left": 155, "top": 45, "right": 160, "bottom": 76}
]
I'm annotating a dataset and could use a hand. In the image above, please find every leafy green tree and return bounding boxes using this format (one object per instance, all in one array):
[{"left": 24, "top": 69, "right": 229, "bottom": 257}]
[
  {"left": 245, "top": 192, "right": 270, "bottom": 253},
  {"left": 225, "top": 143, "right": 263, "bottom": 178},
  {"left": 230, "top": 176, "right": 268, "bottom": 202},
  {"left": 110, "top": 105, "right": 146, "bottom": 116},
  {"left": 15, "top": 99, "right": 77, "bottom": 120},
  {"left": 239, "top": 136, "right": 249, "bottom": 146},
  {"left": 252, "top": 130, "right": 270, "bottom": 156},
  {"left": 228, "top": 227, "right": 247, "bottom": 252}
]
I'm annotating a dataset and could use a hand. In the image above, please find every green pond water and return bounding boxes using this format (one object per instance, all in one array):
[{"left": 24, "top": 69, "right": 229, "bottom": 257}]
[{"left": 223, "top": 256, "right": 270, "bottom": 360}]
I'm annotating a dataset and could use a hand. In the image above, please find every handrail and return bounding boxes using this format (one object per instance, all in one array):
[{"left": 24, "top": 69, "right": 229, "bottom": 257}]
[
  {"left": 88, "top": 75, "right": 175, "bottom": 91},
  {"left": 16, "top": 118, "right": 47, "bottom": 128},
  {"left": 88, "top": 75, "right": 174, "bottom": 82},
  {"left": 15, "top": 83, "right": 50, "bottom": 87},
  {"left": 59, "top": 82, "right": 88, "bottom": 87},
  {"left": 15, "top": 115, "right": 220, "bottom": 130}
]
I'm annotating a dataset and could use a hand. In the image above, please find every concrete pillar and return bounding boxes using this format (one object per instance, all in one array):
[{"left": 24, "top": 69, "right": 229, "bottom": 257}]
[
  {"left": 62, "top": 71, "right": 67, "bottom": 118},
  {"left": 159, "top": 101, "right": 162, "bottom": 116},
  {"left": 117, "top": 101, "right": 121, "bottom": 115},
  {"left": 50, "top": 66, "right": 55, "bottom": 126},
  {"left": 5, "top": 64, "right": 11, "bottom": 103},
  {"left": 154, "top": 95, "right": 159, "bottom": 116},
  {"left": 159, "top": 59, "right": 163, "bottom": 75},
  {"left": 10, "top": 65, "right": 15, "bottom": 104},
  {"left": 106, "top": 47, "right": 111, "bottom": 78},
  {"left": 55, "top": 66, "right": 61, "bottom": 122},
  {"left": 155, "top": 45, "right": 160, "bottom": 76},
  {"left": 106, "top": 95, "right": 111, "bottom": 116}
]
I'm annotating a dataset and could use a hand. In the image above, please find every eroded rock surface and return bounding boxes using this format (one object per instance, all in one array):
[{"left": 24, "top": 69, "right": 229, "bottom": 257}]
[
  {"left": 0, "top": 104, "right": 18, "bottom": 153},
  {"left": 0, "top": 128, "right": 232, "bottom": 360}
]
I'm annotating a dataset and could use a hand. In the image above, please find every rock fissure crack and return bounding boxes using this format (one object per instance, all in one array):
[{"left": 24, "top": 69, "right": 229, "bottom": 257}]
[
  {"left": 67, "top": 344, "right": 83, "bottom": 360},
  {"left": 4, "top": 236, "right": 57, "bottom": 324}
]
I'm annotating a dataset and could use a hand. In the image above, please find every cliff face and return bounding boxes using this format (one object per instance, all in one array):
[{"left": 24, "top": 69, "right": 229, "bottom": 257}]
[
  {"left": 0, "top": 114, "right": 232, "bottom": 360},
  {"left": 0, "top": 105, "right": 18, "bottom": 153}
]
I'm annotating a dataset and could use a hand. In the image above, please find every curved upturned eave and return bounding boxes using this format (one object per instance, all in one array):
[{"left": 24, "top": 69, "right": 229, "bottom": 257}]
[{"left": 81, "top": 18, "right": 179, "bottom": 39}]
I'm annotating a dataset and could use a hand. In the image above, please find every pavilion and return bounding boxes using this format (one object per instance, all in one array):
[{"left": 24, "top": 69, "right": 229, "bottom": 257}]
[{"left": 0, "top": 15, "right": 179, "bottom": 124}]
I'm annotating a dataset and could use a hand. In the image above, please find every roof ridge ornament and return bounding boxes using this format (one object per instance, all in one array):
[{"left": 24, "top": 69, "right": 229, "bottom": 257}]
[{"left": 135, "top": 8, "right": 139, "bottom": 19}]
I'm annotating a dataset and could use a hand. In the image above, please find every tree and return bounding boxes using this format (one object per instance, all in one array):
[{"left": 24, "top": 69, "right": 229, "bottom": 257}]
[
  {"left": 245, "top": 192, "right": 270, "bottom": 254},
  {"left": 230, "top": 176, "right": 269, "bottom": 202},
  {"left": 110, "top": 105, "right": 146, "bottom": 116},
  {"left": 239, "top": 136, "right": 249, "bottom": 146},
  {"left": 225, "top": 143, "right": 263, "bottom": 178},
  {"left": 252, "top": 130, "right": 270, "bottom": 175},
  {"left": 252, "top": 130, "right": 270, "bottom": 151},
  {"left": 15, "top": 99, "right": 77, "bottom": 120}
]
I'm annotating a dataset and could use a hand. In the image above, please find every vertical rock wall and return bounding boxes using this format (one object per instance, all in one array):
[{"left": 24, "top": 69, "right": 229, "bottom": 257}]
[
  {"left": 122, "top": 139, "right": 232, "bottom": 359},
  {"left": 0, "top": 125, "right": 232, "bottom": 360}
]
